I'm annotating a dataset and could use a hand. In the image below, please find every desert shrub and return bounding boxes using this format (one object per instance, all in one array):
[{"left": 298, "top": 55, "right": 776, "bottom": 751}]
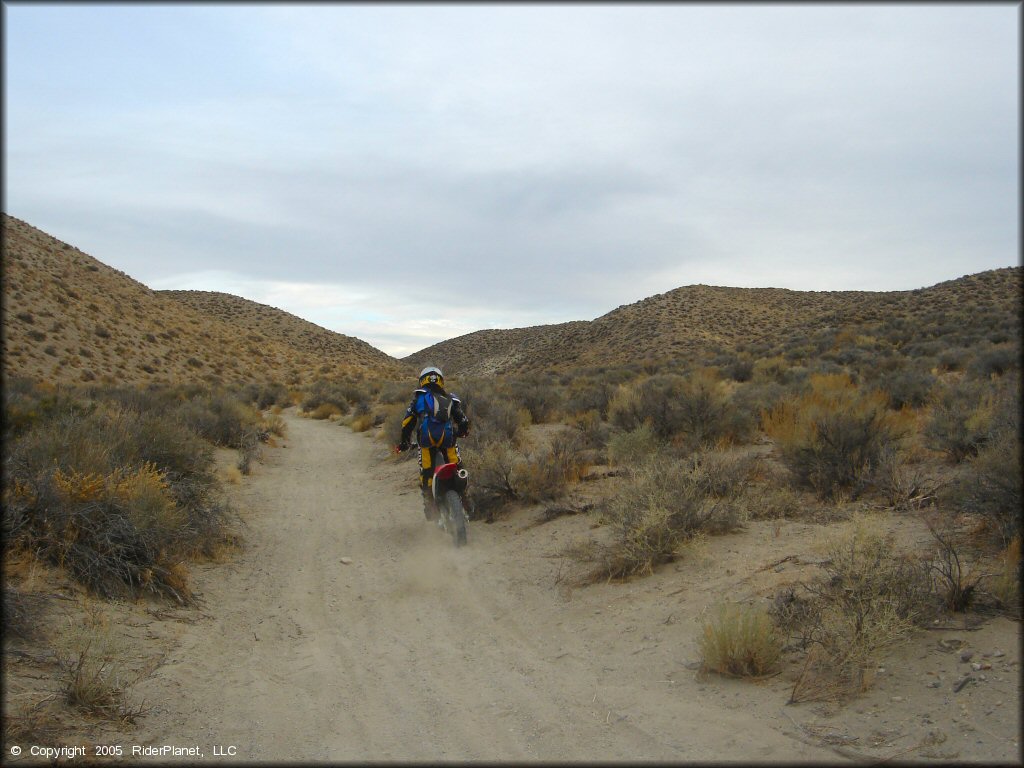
[
  {"left": 3, "top": 398, "right": 233, "bottom": 602},
  {"left": 1, "top": 583, "right": 47, "bottom": 641},
  {"left": 876, "top": 367, "right": 936, "bottom": 410},
  {"left": 825, "top": 345, "right": 871, "bottom": 369},
  {"left": 467, "top": 428, "right": 587, "bottom": 515},
  {"left": 936, "top": 347, "right": 968, "bottom": 372},
  {"left": 382, "top": 402, "right": 410, "bottom": 448},
  {"left": 763, "top": 374, "right": 909, "bottom": 500},
  {"left": 924, "top": 378, "right": 997, "bottom": 463},
  {"left": 468, "top": 442, "right": 521, "bottom": 515},
  {"left": 2, "top": 377, "right": 87, "bottom": 439},
  {"left": 607, "top": 382, "right": 646, "bottom": 433},
  {"left": 699, "top": 603, "right": 782, "bottom": 678},
  {"left": 780, "top": 517, "right": 935, "bottom": 701},
  {"left": 570, "top": 409, "right": 611, "bottom": 453},
  {"left": 607, "top": 424, "right": 662, "bottom": 466},
  {"left": 515, "top": 379, "right": 565, "bottom": 423},
  {"left": 456, "top": 380, "right": 529, "bottom": 446},
  {"left": 731, "top": 380, "right": 788, "bottom": 429},
  {"left": 300, "top": 378, "right": 367, "bottom": 415},
  {"left": 746, "top": 484, "right": 802, "bottom": 520},
  {"left": 378, "top": 379, "right": 412, "bottom": 405},
  {"left": 870, "top": 446, "right": 941, "bottom": 511},
  {"left": 902, "top": 339, "right": 943, "bottom": 361},
  {"left": 948, "top": 377, "right": 1021, "bottom": 543},
  {"left": 725, "top": 356, "right": 755, "bottom": 383},
  {"left": 687, "top": 449, "right": 759, "bottom": 498},
  {"left": 242, "top": 381, "right": 290, "bottom": 410},
  {"left": 580, "top": 455, "right": 746, "bottom": 581},
  {"left": 236, "top": 428, "right": 263, "bottom": 475},
  {"left": 565, "top": 378, "right": 615, "bottom": 417},
  {"left": 607, "top": 372, "right": 740, "bottom": 448},
  {"left": 752, "top": 356, "right": 790, "bottom": 384},
  {"left": 968, "top": 343, "right": 1018, "bottom": 379},
  {"left": 922, "top": 516, "right": 985, "bottom": 612},
  {"left": 476, "top": 400, "right": 530, "bottom": 447},
  {"left": 672, "top": 371, "right": 739, "bottom": 447},
  {"left": 8, "top": 461, "right": 193, "bottom": 602},
  {"left": 59, "top": 640, "right": 126, "bottom": 716},
  {"left": 173, "top": 392, "right": 263, "bottom": 448},
  {"left": 514, "top": 430, "right": 589, "bottom": 504}
]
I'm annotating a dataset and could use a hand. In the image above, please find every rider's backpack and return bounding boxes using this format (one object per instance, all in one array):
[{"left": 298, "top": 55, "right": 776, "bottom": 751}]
[{"left": 418, "top": 390, "right": 455, "bottom": 448}]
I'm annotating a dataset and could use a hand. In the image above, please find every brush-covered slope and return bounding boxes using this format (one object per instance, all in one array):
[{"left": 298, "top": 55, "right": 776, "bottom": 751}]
[
  {"left": 1, "top": 215, "right": 405, "bottom": 386},
  {"left": 159, "top": 290, "right": 403, "bottom": 373},
  {"left": 404, "top": 268, "right": 1022, "bottom": 376},
  {"left": 405, "top": 321, "right": 588, "bottom": 376}
]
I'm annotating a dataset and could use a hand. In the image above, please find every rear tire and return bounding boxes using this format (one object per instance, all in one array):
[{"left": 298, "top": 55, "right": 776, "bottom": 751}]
[{"left": 444, "top": 490, "right": 467, "bottom": 547}]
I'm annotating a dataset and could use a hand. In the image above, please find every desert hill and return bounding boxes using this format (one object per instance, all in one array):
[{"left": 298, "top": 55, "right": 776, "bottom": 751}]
[
  {"left": 1, "top": 215, "right": 406, "bottom": 387},
  {"left": 406, "top": 321, "right": 588, "bottom": 377},
  {"left": 158, "top": 290, "right": 401, "bottom": 372},
  {"left": 405, "top": 268, "right": 1022, "bottom": 376}
]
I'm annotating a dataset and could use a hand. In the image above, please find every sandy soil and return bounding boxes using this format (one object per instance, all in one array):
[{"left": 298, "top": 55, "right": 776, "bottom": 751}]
[{"left": 20, "top": 410, "right": 1015, "bottom": 763}]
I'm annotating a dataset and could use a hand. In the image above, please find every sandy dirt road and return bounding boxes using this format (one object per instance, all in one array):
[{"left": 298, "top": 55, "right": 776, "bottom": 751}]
[{"left": 128, "top": 412, "right": 850, "bottom": 763}]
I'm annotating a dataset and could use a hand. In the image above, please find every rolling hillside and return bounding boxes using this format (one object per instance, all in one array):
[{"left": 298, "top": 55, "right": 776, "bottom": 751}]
[
  {"left": 3, "top": 213, "right": 1017, "bottom": 387},
  {"left": 159, "top": 290, "right": 403, "bottom": 372},
  {"left": 1, "top": 215, "right": 406, "bottom": 386},
  {"left": 406, "top": 269, "right": 1022, "bottom": 376}
]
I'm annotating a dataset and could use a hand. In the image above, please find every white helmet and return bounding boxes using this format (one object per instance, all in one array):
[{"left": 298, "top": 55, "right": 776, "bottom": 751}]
[{"left": 418, "top": 366, "right": 444, "bottom": 388}]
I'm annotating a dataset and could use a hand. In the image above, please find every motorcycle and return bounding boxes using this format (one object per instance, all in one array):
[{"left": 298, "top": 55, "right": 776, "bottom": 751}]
[
  {"left": 427, "top": 447, "right": 469, "bottom": 548},
  {"left": 395, "top": 443, "right": 470, "bottom": 547}
]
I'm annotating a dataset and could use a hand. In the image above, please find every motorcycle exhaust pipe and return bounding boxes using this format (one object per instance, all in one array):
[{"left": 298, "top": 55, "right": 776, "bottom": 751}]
[{"left": 456, "top": 469, "right": 469, "bottom": 481}]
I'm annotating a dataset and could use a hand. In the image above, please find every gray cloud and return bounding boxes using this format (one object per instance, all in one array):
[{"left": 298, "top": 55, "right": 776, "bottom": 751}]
[{"left": 4, "top": 4, "right": 1018, "bottom": 356}]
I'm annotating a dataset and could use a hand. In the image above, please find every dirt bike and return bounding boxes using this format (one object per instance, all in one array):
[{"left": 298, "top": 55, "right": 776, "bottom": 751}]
[
  {"left": 427, "top": 447, "right": 470, "bottom": 548},
  {"left": 395, "top": 442, "right": 470, "bottom": 547}
]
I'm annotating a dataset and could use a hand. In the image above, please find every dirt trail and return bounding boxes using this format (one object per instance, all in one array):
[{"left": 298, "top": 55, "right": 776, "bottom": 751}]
[{"left": 127, "top": 413, "right": 858, "bottom": 762}]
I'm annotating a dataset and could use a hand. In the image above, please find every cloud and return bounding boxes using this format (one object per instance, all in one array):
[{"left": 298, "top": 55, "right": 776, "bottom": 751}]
[{"left": 4, "top": 4, "right": 1018, "bottom": 357}]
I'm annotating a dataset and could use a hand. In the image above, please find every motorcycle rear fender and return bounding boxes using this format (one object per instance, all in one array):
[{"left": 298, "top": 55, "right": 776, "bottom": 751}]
[{"left": 433, "top": 462, "right": 469, "bottom": 497}]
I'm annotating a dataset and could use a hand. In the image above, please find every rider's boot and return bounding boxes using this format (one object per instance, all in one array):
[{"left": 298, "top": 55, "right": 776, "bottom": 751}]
[{"left": 421, "top": 488, "right": 438, "bottom": 521}]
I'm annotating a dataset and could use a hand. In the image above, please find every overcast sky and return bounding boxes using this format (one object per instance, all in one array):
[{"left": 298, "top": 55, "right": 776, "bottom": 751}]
[{"left": 4, "top": 3, "right": 1019, "bottom": 357}]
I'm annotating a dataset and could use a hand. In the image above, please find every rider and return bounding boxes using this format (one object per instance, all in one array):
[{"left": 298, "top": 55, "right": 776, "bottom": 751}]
[{"left": 396, "top": 366, "right": 470, "bottom": 519}]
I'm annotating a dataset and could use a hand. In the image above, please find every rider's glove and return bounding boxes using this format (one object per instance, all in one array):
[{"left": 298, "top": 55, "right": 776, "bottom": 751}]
[
  {"left": 457, "top": 422, "right": 469, "bottom": 438},
  {"left": 396, "top": 440, "right": 411, "bottom": 453}
]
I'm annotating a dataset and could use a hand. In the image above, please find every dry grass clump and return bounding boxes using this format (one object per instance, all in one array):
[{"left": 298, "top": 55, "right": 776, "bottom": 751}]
[
  {"left": 54, "top": 602, "right": 146, "bottom": 721},
  {"left": 763, "top": 373, "right": 911, "bottom": 500},
  {"left": 987, "top": 536, "right": 1021, "bottom": 613},
  {"left": 2, "top": 582, "right": 48, "bottom": 641},
  {"left": 348, "top": 411, "right": 377, "bottom": 432},
  {"left": 310, "top": 402, "right": 344, "bottom": 420},
  {"left": 699, "top": 603, "right": 783, "bottom": 678},
  {"left": 773, "top": 516, "right": 935, "bottom": 702}
]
